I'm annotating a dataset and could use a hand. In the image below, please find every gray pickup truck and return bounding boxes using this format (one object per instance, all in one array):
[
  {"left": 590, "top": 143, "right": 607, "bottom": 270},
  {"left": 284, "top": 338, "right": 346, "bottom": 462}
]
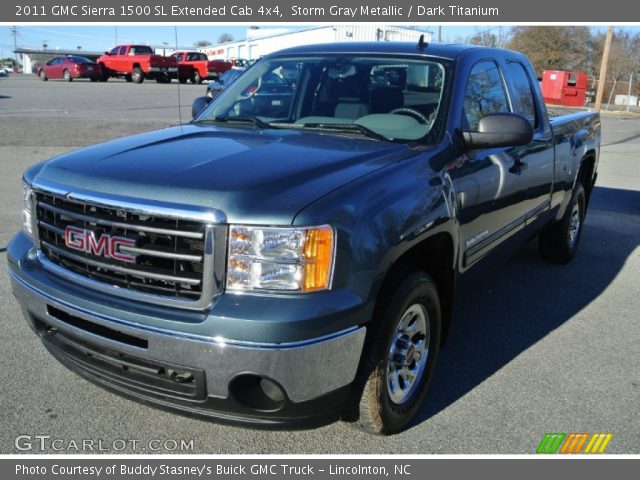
[{"left": 8, "top": 41, "right": 600, "bottom": 434}]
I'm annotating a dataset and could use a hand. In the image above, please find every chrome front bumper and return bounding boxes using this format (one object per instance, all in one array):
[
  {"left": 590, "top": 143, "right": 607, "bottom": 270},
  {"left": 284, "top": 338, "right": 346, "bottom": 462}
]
[
  {"left": 7, "top": 233, "right": 366, "bottom": 424},
  {"left": 11, "top": 270, "right": 366, "bottom": 403}
]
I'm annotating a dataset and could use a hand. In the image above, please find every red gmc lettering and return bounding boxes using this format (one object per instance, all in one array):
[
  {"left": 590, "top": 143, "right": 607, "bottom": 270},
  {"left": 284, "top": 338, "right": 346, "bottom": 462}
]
[{"left": 64, "top": 226, "right": 137, "bottom": 263}]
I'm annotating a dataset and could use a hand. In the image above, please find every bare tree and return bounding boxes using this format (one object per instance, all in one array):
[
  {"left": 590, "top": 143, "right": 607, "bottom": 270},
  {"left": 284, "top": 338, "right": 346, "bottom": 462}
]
[
  {"left": 217, "top": 33, "right": 234, "bottom": 44},
  {"left": 468, "top": 30, "right": 498, "bottom": 48},
  {"left": 508, "top": 26, "right": 593, "bottom": 76},
  {"left": 194, "top": 40, "right": 212, "bottom": 48},
  {"left": 592, "top": 30, "right": 640, "bottom": 105},
  {"left": 592, "top": 30, "right": 640, "bottom": 80}
]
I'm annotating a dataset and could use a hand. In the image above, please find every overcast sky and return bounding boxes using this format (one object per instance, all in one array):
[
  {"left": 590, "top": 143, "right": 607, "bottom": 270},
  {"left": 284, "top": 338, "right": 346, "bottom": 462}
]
[{"left": 1, "top": 25, "right": 637, "bottom": 58}]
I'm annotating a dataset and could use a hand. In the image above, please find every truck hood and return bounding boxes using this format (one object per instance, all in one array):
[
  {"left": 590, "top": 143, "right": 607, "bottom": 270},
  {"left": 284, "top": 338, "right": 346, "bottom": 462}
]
[{"left": 32, "top": 124, "right": 417, "bottom": 224}]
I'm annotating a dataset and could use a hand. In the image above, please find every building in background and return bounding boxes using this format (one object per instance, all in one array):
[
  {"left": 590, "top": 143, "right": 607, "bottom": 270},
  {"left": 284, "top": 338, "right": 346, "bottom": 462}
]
[{"left": 200, "top": 26, "right": 432, "bottom": 61}]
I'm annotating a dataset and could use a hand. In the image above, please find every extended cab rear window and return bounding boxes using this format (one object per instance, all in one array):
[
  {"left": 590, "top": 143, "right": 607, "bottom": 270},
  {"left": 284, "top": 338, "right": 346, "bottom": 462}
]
[{"left": 506, "top": 61, "right": 539, "bottom": 128}]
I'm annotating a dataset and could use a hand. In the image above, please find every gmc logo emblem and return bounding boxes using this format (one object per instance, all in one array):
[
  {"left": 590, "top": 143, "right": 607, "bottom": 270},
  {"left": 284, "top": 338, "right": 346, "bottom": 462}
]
[{"left": 64, "top": 226, "right": 137, "bottom": 264}]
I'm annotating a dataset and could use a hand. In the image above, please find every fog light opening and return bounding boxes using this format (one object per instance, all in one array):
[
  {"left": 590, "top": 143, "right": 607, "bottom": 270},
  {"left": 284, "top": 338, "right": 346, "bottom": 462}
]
[{"left": 229, "top": 374, "right": 287, "bottom": 412}]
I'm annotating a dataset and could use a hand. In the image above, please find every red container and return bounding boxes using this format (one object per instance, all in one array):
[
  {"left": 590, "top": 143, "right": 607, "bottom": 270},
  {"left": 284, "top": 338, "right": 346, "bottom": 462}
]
[{"left": 541, "top": 70, "right": 588, "bottom": 107}]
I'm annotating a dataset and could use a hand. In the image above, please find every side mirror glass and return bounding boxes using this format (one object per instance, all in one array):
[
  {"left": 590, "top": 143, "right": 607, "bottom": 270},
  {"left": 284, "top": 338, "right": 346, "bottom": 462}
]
[{"left": 463, "top": 113, "right": 533, "bottom": 150}]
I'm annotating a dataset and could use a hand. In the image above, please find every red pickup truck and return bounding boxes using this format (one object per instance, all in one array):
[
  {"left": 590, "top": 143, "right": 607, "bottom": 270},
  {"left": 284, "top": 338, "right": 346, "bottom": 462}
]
[
  {"left": 173, "top": 51, "right": 231, "bottom": 84},
  {"left": 97, "top": 45, "right": 177, "bottom": 84}
]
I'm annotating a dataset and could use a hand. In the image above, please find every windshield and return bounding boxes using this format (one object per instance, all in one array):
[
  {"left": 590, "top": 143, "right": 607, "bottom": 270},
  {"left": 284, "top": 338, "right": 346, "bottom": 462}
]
[
  {"left": 196, "top": 54, "right": 450, "bottom": 143},
  {"left": 67, "top": 56, "right": 92, "bottom": 63}
]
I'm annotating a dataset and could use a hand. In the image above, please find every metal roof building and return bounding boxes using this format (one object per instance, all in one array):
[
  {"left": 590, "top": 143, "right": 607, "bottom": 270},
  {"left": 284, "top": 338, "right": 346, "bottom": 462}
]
[{"left": 200, "top": 26, "right": 432, "bottom": 61}]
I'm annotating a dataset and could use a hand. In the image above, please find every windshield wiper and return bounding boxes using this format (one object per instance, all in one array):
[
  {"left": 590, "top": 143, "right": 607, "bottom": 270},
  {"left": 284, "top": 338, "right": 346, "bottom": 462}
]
[
  {"left": 296, "top": 122, "right": 389, "bottom": 141},
  {"left": 194, "top": 115, "right": 273, "bottom": 129}
]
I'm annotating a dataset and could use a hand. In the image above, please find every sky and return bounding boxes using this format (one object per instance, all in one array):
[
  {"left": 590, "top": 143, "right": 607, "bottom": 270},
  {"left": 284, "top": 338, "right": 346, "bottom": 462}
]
[{"left": 1, "top": 25, "right": 638, "bottom": 59}]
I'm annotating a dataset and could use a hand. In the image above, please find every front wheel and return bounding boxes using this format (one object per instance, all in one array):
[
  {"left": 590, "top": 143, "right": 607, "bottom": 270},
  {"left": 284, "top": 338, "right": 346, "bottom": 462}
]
[
  {"left": 351, "top": 269, "right": 441, "bottom": 435},
  {"left": 132, "top": 67, "right": 144, "bottom": 84},
  {"left": 538, "top": 183, "right": 586, "bottom": 264},
  {"left": 193, "top": 70, "right": 202, "bottom": 84},
  {"left": 63, "top": 69, "right": 72, "bottom": 82}
]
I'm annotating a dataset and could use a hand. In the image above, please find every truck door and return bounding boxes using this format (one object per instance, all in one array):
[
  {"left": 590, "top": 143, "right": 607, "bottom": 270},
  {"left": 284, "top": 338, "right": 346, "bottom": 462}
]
[
  {"left": 452, "top": 60, "right": 531, "bottom": 269},
  {"left": 503, "top": 60, "right": 555, "bottom": 224},
  {"left": 116, "top": 45, "right": 128, "bottom": 72}
]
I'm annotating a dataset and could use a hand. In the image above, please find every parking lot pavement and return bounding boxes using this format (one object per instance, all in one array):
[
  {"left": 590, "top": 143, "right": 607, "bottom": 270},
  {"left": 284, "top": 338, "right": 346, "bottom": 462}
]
[{"left": 0, "top": 75, "right": 638, "bottom": 454}]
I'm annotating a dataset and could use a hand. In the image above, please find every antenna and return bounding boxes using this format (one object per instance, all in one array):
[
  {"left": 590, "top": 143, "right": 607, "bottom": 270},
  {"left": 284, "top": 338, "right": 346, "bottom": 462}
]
[{"left": 417, "top": 34, "right": 428, "bottom": 51}]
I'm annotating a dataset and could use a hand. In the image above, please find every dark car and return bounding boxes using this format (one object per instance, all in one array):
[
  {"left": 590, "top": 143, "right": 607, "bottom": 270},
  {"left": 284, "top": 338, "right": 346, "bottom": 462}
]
[
  {"left": 37, "top": 56, "right": 102, "bottom": 82},
  {"left": 206, "top": 68, "right": 245, "bottom": 98},
  {"left": 200, "top": 69, "right": 294, "bottom": 118}
]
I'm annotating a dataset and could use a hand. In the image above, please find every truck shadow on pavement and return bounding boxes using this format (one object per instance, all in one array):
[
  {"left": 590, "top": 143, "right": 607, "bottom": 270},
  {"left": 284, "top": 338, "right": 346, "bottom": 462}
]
[{"left": 413, "top": 185, "right": 639, "bottom": 426}]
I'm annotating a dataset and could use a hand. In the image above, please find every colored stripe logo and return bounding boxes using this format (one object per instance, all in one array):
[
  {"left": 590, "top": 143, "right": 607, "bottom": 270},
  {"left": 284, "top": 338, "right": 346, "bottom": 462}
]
[{"left": 537, "top": 433, "right": 612, "bottom": 454}]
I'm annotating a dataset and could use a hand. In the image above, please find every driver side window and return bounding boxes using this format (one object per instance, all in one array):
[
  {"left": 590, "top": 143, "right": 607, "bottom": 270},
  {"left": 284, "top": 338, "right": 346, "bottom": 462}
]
[{"left": 464, "top": 61, "right": 510, "bottom": 131}]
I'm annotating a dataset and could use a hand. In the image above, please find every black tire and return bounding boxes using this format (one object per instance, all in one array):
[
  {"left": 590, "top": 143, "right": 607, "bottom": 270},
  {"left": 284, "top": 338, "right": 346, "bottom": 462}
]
[
  {"left": 538, "top": 182, "right": 586, "bottom": 264},
  {"left": 63, "top": 69, "right": 72, "bottom": 82},
  {"left": 193, "top": 70, "right": 202, "bottom": 84},
  {"left": 39, "top": 70, "right": 47, "bottom": 81},
  {"left": 90, "top": 77, "right": 98, "bottom": 82},
  {"left": 178, "top": 76, "right": 187, "bottom": 84},
  {"left": 124, "top": 74, "right": 132, "bottom": 83},
  {"left": 132, "top": 67, "right": 144, "bottom": 84},
  {"left": 350, "top": 269, "right": 441, "bottom": 435},
  {"left": 99, "top": 66, "right": 109, "bottom": 82}
]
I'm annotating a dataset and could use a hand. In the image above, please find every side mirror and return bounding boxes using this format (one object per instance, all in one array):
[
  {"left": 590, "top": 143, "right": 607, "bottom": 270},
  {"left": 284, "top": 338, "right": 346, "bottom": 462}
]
[
  {"left": 463, "top": 113, "right": 533, "bottom": 150},
  {"left": 191, "top": 96, "right": 211, "bottom": 119}
]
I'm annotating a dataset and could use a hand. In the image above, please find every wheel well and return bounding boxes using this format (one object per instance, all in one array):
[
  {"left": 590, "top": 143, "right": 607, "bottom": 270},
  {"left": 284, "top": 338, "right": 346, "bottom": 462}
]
[
  {"left": 579, "top": 152, "right": 596, "bottom": 206},
  {"left": 374, "top": 233, "right": 455, "bottom": 346},
  {"left": 133, "top": 63, "right": 141, "bottom": 70}
]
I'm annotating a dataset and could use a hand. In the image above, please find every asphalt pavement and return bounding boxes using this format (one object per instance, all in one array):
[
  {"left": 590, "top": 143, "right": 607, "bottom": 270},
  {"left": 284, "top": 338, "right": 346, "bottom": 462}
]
[{"left": 0, "top": 75, "right": 638, "bottom": 454}]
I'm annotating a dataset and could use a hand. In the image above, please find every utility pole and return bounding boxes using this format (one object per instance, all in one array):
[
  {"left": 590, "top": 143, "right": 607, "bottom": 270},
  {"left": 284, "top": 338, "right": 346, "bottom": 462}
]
[
  {"left": 10, "top": 26, "right": 18, "bottom": 66},
  {"left": 627, "top": 72, "right": 633, "bottom": 112},
  {"left": 438, "top": 26, "right": 442, "bottom": 42},
  {"left": 594, "top": 26, "right": 614, "bottom": 111}
]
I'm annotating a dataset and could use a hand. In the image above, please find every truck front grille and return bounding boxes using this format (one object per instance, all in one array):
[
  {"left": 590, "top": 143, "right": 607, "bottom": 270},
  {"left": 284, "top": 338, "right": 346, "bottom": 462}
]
[{"left": 34, "top": 190, "right": 220, "bottom": 308}]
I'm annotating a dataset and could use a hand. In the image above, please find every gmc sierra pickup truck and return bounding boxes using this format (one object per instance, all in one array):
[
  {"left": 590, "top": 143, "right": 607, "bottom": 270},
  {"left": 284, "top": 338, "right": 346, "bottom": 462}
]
[
  {"left": 173, "top": 51, "right": 232, "bottom": 84},
  {"left": 98, "top": 45, "right": 177, "bottom": 84},
  {"left": 9, "top": 42, "right": 600, "bottom": 435}
]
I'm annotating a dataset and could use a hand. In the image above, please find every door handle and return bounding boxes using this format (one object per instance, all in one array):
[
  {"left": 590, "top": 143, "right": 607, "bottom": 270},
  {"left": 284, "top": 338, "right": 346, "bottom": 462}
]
[{"left": 509, "top": 161, "right": 528, "bottom": 175}]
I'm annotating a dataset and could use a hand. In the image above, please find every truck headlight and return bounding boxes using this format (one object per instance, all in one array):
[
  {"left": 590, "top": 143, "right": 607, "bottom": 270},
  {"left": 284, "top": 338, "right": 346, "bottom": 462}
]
[
  {"left": 21, "top": 183, "right": 34, "bottom": 239},
  {"left": 227, "top": 225, "right": 334, "bottom": 292}
]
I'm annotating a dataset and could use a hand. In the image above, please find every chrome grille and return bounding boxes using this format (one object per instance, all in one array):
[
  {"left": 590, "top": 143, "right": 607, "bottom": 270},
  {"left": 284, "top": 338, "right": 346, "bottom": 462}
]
[{"left": 33, "top": 189, "right": 221, "bottom": 308}]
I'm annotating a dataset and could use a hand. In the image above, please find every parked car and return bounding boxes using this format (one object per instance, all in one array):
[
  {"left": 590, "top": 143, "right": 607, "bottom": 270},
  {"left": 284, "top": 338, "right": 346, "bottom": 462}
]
[
  {"left": 231, "top": 58, "right": 249, "bottom": 68},
  {"left": 200, "top": 68, "right": 292, "bottom": 115},
  {"left": 173, "top": 51, "right": 232, "bottom": 84},
  {"left": 10, "top": 42, "right": 600, "bottom": 435},
  {"left": 205, "top": 67, "right": 245, "bottom": 99},
  {"left": 97, "top": 45, "right": 177, "bottom": 83},
  {"left": 36, "top": 56, "right": 102, "bottom": 82}
]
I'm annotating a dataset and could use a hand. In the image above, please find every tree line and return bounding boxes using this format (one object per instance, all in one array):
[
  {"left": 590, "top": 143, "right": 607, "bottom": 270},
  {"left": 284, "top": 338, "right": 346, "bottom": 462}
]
[{"left": 467, "top": 26, "right": 640, "bottom": 83}]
